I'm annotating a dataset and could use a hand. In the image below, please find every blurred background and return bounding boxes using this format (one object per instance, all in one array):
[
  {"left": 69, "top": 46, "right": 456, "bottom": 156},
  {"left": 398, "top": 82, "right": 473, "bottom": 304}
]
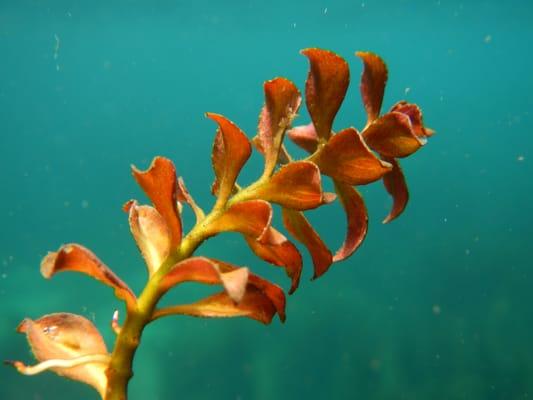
[{"left": 0, "top": 1, "right": 531, "bottom": 399}]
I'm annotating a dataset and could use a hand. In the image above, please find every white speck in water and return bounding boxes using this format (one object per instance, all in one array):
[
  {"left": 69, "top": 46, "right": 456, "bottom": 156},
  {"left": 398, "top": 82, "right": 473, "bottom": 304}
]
[
  {"left": 1, "top": 273, "right": 7, "bottom": 279},
  {"left": 432, "top": 304, "right": 441, "bottom": 315},
  {"left": 404, "top": 87, "right": 411, "bottom": 94},
  {"left": 443, "top": 217, "right": 448, "bottom": 223},
  {"left": 292, "top": 22, "right": 297, "bottom": 28},
  {"left": 517, "top": 155, "right": 525, "bottom": 162},
  {"left": 81, "top": 200, "right": 89, "bottom": 209},
  {"left": 484, "top": 34, "right": 492, "bottom": 44},
  {"left": 465, "top": 249, "right": 471, "bottom": 256},
  {"left": 324, "top": 7, "right": 328, "bottom": 14}
]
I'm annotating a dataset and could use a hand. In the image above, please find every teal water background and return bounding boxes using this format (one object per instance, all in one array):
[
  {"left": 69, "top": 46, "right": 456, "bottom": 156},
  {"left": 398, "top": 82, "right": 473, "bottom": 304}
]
[{"left": 1, "top": 1, "right": 532, "bottom": 399}]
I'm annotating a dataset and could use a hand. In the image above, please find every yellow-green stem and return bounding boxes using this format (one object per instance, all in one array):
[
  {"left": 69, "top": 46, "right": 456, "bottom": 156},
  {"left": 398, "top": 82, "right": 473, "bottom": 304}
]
[{"left": 104, "top": 176, "right": 270, "bottom": 400}]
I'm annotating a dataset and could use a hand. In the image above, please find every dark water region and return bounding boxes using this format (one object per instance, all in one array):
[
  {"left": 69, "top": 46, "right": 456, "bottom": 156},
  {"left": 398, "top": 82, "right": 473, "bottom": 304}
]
[{"left": 1, "top": 1, "right": 532, "bottom": 399}]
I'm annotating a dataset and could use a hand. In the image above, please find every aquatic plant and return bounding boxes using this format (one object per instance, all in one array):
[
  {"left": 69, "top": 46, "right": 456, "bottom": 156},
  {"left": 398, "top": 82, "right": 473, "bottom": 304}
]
[{"left": 5, "top": 48, "right": 432, "bottom": 400}]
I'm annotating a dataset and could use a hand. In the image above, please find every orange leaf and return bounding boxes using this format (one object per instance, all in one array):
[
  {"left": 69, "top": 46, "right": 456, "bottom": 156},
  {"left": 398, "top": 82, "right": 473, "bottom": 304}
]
[
  {"left": 287, "top": 123, "right": 319, "bottom": 153},
  {"left": 15, "top": 313, "right": 109, "bottom": 398},
  {"left": 206, "top": 113, "right": 252, "bottom": 202},
  {"left": 390, "top": 100, "right": 434, "bottom": 139},
  {"left": 332, "top": 182, "right": 368, "bottom": 262},
  {"left": 356, "top": 51, "right": 388, "bottom": 123},
  {"left": 382, "top": 158, "right": 409, "bottom": 223},
  {"left": 160, "top": 257, "right": 248, "bottom": 302},
  {"left": 40, "top": 245, "right": 136, "bottom": 309},
  {"left": 362, "top": 112, "right": 425, "bottom": 158},
  {"left": 127, "top": 201, "right": 171, "bottom": 276},
  {"left": 245, "top": 226, "right": 303, "bottom": 294},
  {"left": 253, "top": 161, "right": 324, "bottom": 210},
  {"left": 156, "top": 260, "right": 286, "bottom": 324},
  {"left": 256, "top": 77, "right": 301, "bottom": 173},
  {"left": 204, "top": 200, "right": 272, "bottom": 242},
  {"left": 312, "top": 127, "right": 392, "bottom": 185},
  {"left": 131, "top": 156, "right": 182, "bottom": 247},
  {"left": 301, "top": 48, "right": 350, "bottom": 141},
  {"left": 282, "top": 208, "right": 332, "bottom": 279}
]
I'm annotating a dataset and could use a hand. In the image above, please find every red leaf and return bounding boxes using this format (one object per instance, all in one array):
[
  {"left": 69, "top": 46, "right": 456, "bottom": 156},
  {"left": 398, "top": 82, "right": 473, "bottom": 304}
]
[
  {"left": 131, "top": 156, "right": 182, "bottom": 247},
  {"left": 206, "top": 113, "right": 252, "bottom": 202},
  {"left": 332, "top": 182, "right": 368, "bottom": 262},
  {"left": 311, "top": 127, "right": 392, "bottom": 185},
  {"left": 282, "top": 208, "right": 332, "bottom": 279},
  {"left": 362, "top": 112, "right": 425, "bottom": 158},
  {"left": 256, "top": 77, "right": 301, "bottom": 173},
  {"left": 253, "top": 161, "right": 324, "bottom": 210},
  {"left": 301, "top": 48, "right": 350, "bottom": 141},
  {"left": 356, "top": 51, "right": 388, "bottom": 123},
  {"left": 287, "top": 123, "right": 319, "bottom": 153},
  {"left": 390, "top": 100, "right": 434, "bottom": 139},
  {"left": 245, "top": 226, "right": 303, "bottom": 294},
  {"left": 40, "top": 244, "right": 136, "bottom": 309},
  {"left": 160, "top": 257, "right": 248, "bottom": 303},
  {"left": 382, "top": 158, "right": 409, "bottom": 223},
  {"left": 204, "top": 200, "right": 272, "bottom": 243},
  {"left": 127, "top": 201, "right": 171, "bottom": 276}
]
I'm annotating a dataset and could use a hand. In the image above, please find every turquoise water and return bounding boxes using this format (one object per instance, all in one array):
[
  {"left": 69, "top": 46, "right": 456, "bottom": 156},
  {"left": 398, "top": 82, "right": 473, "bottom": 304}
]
[{"left": 1, "top": 1, "right": 532, "bottom": 399}]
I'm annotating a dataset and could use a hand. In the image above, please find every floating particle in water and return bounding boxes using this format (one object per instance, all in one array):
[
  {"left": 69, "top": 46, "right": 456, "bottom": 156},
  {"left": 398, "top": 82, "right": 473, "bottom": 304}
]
[
  {"left": 432, "top": 304, "right": 441, "bottom": 315},
  {"left": 1, "top": 273, "right": 7, "bottom": 279},
  {"left": 517, "top": 155, "right": 525, "bottom": 162},
  {"left": 323, "top": 7, "right": 328, "bottom": 14},
  {"left": 404, "top": 87, "right": 411, "bottom": 94},
  {"left": 81, "top": 200, "right": 89, "bottom": 209},
  {"left": 465, "top": 249, "right": 471, "bottom": 256},
  {"left": 484, "top": 34, "right": 492, "bottom": 44}
]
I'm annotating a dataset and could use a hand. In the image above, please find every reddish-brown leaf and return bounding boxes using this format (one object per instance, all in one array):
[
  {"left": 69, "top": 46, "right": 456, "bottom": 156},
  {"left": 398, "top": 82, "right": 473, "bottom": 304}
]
[
  {"left": 282, "top": 208, "right": 332, "bottom": 279},
  {"left": 382, "top": 158, "right": 409, "bottom": 223},
  {"left": 204, "top": 200, "right": 272, "bottom": 243},
  {"left": 362, "top": 112, "right": 425, "bottom": 158},
  {"left": 127, "top": 201, "right": 171, "bottom": 276},
  {"left": 287, "top": 123, "right": 319, "bottom": 153},
  {"left": 253, "top": 161, "right": 324, "bottom": 210},
  {"left": 156, "top": 259, "right": 286, "bottom": 324},
  {"left": 206, "top": 113, "right": 252, "bottom": 201},
  {"left": 245, "top": 226, "right": 303, "bottom": 294},
  {"left": 332, "top": 182, "right": 368, "bottom": 262},
  {"left": 160, "top": 257, "right": 248, "bottom": 303},
  {"left": 311, "top": 127, "right": 392, "bottom": 185},
  {"left": 390, "top": 100, "right": 434, "bottom": 139},
  {"left": 356, "top": 51, "right": 388, "bottom": 123},
  {"left": 15, "top": 313, "right": 108, "bottom": 398},
  {"left": 301, "top": 48, "right": 350, "bottom": 141},
  {"left": 40, "top": 244, "right": 136, "bottom": 309},
  {"left": 131, "top": 156, "right": 182, "bottom": 247},
  {"left": 256, "top": 77, "right": 301, "bottom": 173}
]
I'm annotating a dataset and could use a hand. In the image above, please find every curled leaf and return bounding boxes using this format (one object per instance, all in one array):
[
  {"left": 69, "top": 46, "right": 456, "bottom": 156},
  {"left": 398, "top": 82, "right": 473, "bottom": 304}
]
[
  {"left": 287, "top": 123, "right": 319, "bottom": 154},
  {"left": 176, "top": 176, "right": 205, "bottom": 221},
  {"left": 253, "top": 161, "right": 324, "bottom": 210},
  {"left": 333, "top": 182, "right": 368, "bottom": 262},
  {"left": 126, "top": 201, "right": 171, "bottom": 276},
  {"left": 205, "top": 200, "right": 272, "bottom": 243},
  {"left": 382, "top": 157, "right": 409, "bottom": 223},
  {"left": 282, "top": 208, "right": 332, "bottom": 279},
  {"left": 301, "top": 48, "right": 350, "bottom": 141},
  {"left": 207, "top": 113, "right": 252, "bottom": 203},
  {"left": 13, "top": 313, "right": 109, "bottom": 398},
  {"left": 390, "top": 100, "right": 434, "bottom": 139},
  {"left": 362, "top": 112, "right": 425, "bottom": 158},
  {"left": 156, "top": 259, "right": 286, "bottom": 324},
  {"left": 245, "top": 226, "right": 303, "bottom": 294},
  {"left": 256, "top": 77, "right": 301, "bottom": 173},
  {"left": 356, "top": 51, "right": 388, "bottom": 123},
  {"left": 160, "top": 257, "right": 249, "bottom": 303},
  {"left": 131, "top": 156, "right": 182, "bottom": 247},
  {"left": 311, "top": 127, "right": 392, "bottom": 185},
  {"left": 40, "top": 244, "right": 136, "bottom": 309}
]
